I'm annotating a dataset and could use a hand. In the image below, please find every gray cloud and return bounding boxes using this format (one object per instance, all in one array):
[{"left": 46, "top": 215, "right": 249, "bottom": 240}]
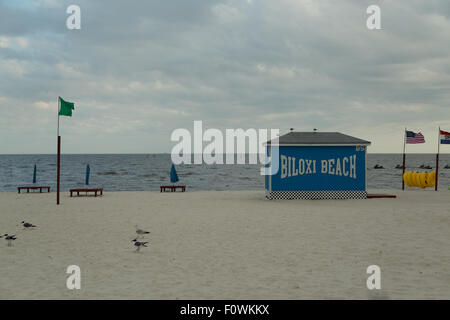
[{"left": 1, "top": 0, "right": 449, "bottom": 153}]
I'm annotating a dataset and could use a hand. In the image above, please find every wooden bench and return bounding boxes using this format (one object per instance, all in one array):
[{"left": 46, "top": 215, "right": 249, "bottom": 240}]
[
  {"left": 70, "top": 188, "right": 103, "bottom": 197},
  {"left": 160, "top": 185, "right": 186, "bottom": 192},
  {"left": 18, "top": 186, "right": 51, "bottom": 194},
  {"left": 367, "top": 194, "right": 397, "bottom": 199}
]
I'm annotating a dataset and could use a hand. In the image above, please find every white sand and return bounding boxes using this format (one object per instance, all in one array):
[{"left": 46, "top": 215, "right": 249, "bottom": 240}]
[{"left": 0, "top": 189, "right": 449, "bottom": 300}]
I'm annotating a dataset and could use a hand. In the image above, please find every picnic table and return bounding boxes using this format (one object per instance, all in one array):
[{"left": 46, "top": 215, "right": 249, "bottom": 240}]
[
  {"left": 70, "top": 188, "right": 103, "bottom": 197},
  {"left": 160, "top": 185, "right": 186, "bottom": 192},
  {"left": 18, "top": 186, "right": 51, "bottom": 194}
]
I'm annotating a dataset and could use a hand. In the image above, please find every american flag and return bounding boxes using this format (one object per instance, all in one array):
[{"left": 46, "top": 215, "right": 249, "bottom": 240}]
[{"left": 405, "top": 131, "right": 425, "bottom": 144}]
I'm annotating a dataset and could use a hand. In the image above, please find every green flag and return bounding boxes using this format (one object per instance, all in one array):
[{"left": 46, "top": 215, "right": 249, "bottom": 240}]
[{"left": 59, "top": 97, "right": 75, "bottom": 117}]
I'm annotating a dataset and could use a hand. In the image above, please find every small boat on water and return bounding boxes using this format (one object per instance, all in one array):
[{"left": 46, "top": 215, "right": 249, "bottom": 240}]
[
  {"left": 419, "top": 164, "right": 432, "bottom": 169},
  {"left": 395, "top": 164, "right": 404, "bottom": 169},
  {"left": 373, "top": 164, "right": 384, "bottom": 169},
  {"left": 444, "top": 164, "right": 450, "bottom": 169}
]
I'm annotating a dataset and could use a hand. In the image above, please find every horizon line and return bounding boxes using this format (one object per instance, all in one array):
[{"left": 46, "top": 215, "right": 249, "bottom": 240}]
[{"left": 0, "top": 152, "right": 449, "bottom": 155}]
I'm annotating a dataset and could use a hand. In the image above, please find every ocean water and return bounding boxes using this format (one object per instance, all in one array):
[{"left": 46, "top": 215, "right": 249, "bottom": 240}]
[{"left": 0, "top": 154, "right": 450, "bottom": 192}]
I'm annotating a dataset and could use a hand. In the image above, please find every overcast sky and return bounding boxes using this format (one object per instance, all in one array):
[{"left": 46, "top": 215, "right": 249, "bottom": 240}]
[{"left": 1, "top": 0, "right": 449, "bottom": 154}]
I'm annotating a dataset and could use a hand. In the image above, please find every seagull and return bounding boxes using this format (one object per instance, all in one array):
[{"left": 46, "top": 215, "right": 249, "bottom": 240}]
[
  {"left": 135, "top": 225, "right": 150, "bottom": 238},
  {"left": 3, "top": 234, "right": 17, "bottom": 247},
  {"left": 132, "top": 239, "right": 148, "bottom": 252},
  {"left": 21, "top": 221, "right": 36, "bottom": 229}
]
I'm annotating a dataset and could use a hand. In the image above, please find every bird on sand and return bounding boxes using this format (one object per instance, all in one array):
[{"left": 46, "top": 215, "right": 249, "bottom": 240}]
[
  {"left": 132, "top": 239, "right": 148, "bottom": 252},
  {"left": 135, "top": 225, "right": 150, "bottom": 238},
  {"left": 2, "top": 234, "right": 17, "bottom": 247},
  {"left": 21, "top": 221, "right": 36, "bottom": 229}
]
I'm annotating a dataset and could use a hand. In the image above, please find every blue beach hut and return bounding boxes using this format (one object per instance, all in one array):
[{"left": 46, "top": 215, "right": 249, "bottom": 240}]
[{"left": 265, "top": 131, "right": 371, "bottom": 200}]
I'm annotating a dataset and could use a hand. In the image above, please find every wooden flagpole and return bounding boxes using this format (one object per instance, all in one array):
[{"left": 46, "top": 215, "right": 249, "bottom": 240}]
[
  {"left": 402, "top": 127, "right": 406, "bottom": 190},
  {"left": 57, "top": 97, "right": 61, "bottom": 205},
  {"left": 435, "top": 126, "right": 440, "bottom": 191}
]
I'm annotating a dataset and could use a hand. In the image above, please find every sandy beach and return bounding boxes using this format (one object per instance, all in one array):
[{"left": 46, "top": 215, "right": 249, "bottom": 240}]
[{"left": 0, "top": 190, "right": 449, "bottom": 300}]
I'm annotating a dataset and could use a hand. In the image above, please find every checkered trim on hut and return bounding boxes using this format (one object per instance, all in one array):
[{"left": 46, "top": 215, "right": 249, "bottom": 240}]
[{"left": 266, "top": 190, "right": 367, "bottom": 200}]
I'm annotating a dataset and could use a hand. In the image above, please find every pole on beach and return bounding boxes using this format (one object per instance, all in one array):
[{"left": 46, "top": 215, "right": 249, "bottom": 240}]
[
  {"left": 85, "top": 163, "right": 90, "bottom": 185},
  {"left": 57, "top": 97, "right": 61, "bottom": 205},
  {"left": 55, "top": 96, "right": 75, "bottom": 205},
  {"left": 57, "top": 136, "right": 61, "bottom": 205},
  {"left": 402, "top": 128, "right": 406, "bottom": 190},
  {"left": 435, "top": 126, "right": 440, "bottom": 191},
  {"left": 33, "top": 164, "right": 37, "bottom": 184}
]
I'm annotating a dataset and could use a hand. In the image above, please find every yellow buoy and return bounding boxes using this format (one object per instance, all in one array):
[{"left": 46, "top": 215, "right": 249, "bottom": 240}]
[
  {"left": 403, "top": 170, "right": 436, "bottom": 189},
  {"left": 428, "top": 171, "right": 436, "bottom": 187},
  {"left": 413, "top": 171, "right": 421, "bottom": 188},
  {"left": 407, "top": 171, "right": 414, "bottom": 187},
  {"left": 406, "top": 171, "right": 414, "bottom": 187},
  {"left": 403, "top": 172, "right": 410, "bottom": 187},
  {"left": 419, "top": 172, "right": 427, "bottom": 188}
]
